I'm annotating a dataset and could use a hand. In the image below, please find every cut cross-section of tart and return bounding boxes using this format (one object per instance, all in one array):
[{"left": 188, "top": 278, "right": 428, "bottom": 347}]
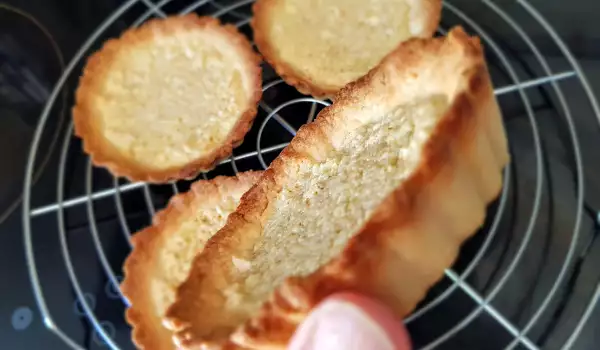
[
  {"left": 74, "top": 15, "right": 262, "bottom": 183},
  {"left": 164, "top": 27, "right": 509, "bottom": 349},
  {"left": 121, "top": 172, "right": 261, "bottom": 350},
  {"left": 252, "top": 0, "right": 441, "bottom": 98}
]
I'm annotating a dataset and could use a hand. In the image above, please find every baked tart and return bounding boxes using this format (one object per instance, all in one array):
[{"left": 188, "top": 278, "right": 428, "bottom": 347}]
[
  {"left": 164, "top": 28, "right": 509, "bottom": 349},
  {"left": 74, "top": 15, "right": 262, "bottom": 182},
  {"left": 252, "top": 0, "right": 441, "bottom": 98},
  {"left": 121, "top": 172, "right": 261, "bottom": 349}
]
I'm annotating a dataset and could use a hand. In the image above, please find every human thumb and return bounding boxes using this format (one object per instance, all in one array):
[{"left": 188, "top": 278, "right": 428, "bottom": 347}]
[{"left": 288, "top": 293, "right": 412, "bottom": 350}]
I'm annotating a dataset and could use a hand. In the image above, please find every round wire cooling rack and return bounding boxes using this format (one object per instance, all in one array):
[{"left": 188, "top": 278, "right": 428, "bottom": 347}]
[{"left": 22, "top": 0, "right": 600, "bottom": 349}]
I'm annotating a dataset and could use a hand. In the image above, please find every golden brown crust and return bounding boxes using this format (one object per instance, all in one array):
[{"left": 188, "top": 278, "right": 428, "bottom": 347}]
[
  {"left": 415, "top": 0, "right": 443, "bottom": 37},
  {"left": 251, "top": 0, "right": 333, "bottom": 98},
  {"left": 73, "top": 15, "right": 262, "bottom": 183},
  {"left": 165, "top": 27, "right": 510, "bottom": 349},
  {"left": 251, "top": 0, "right": 442, "bottom": 99},
  {"left": 121, "top": 171, "right": 262, "bottom": 350}
]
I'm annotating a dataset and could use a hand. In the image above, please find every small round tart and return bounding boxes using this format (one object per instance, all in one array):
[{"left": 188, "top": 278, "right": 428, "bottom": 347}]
[
  {"left": 121, "top": 172, "right": 261, "bottom": 350},
  {"left": 74, "top": 15, "right": 262, "bottom": 182},
  {"left": 252, "top": 0, "right": 441, "bottom": 98}
]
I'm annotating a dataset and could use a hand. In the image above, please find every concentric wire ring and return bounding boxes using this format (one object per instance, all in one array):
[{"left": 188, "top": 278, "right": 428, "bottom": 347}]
[
  {"left": 483, "top": 2, "right": 584, "bottom": 348},
  {"left": 256, "top": 96, "right": 330, "bottom": 169},
  {"left": 420, "top": 3, "right": 545, "bottom": 348}
]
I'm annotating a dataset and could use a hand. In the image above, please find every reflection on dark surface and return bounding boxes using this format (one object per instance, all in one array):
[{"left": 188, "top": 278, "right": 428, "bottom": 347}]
[{"left": 0, "top": 6, "right": 63, "bottom": 223}]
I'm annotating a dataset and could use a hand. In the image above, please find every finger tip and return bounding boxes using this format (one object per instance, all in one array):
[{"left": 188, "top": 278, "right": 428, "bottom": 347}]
[
  {"left": 328, "top": 293, "right": 412, "bottom": 349},
  {"left": 289, "top": 293, "right": 412, "bottom": 350}
]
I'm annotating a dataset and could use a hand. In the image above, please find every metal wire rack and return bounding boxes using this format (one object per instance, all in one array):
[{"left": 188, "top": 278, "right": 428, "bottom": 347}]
[{"left": 22, "top": 0, "right": 600, "bottom": 349}]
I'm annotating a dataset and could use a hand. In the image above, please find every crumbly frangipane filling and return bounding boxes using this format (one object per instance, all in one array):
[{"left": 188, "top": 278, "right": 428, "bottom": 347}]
[
  {"left": 97, "top": 32, "right": 249, "bottom": 169},
  {"left": 268, "top": 0, "right": 413, "bottom": 89},
  {"left": 223, "top": 95, "right": 449, "bottom": 314},
  {"left": 152, "top": 190, "right": 244, "bottom": 317}
]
